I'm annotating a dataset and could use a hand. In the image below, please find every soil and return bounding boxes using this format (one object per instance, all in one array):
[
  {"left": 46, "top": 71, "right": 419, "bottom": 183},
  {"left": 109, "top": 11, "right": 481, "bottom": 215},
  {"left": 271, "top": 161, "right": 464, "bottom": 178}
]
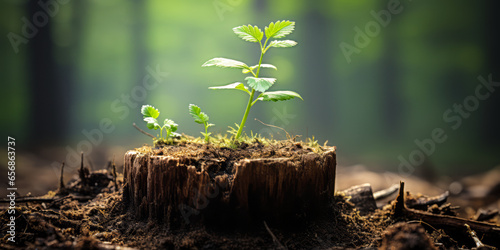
[
  {"left": 136, "top": 139, "right": 322, "bottom": 176},
  {"left": 1, "top": 140, "right": 499, "bottom": 249}
]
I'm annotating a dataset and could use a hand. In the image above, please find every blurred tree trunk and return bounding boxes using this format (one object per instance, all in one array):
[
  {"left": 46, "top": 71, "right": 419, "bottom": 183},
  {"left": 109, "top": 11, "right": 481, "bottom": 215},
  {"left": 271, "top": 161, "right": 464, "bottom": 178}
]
[
  {"left": 482, "top": 0, "right": 500, "bottom": 146},
  {"left": 132, "top": 0, "right": 148, "bottom": 90},
  {"left": 380, "top": 20, "right": 402, "bottom": 137},
  {"left": 302, "top": 7, "right": 332, "bottom": 138},
  {"left": 27, "top": 0, "right": 64, "bottom": 145}
]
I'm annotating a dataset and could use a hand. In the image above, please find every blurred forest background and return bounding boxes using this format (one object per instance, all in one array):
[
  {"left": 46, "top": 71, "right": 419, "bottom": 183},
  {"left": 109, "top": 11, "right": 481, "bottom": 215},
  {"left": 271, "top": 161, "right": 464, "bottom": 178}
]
[{"left": 1, "top": 0, "right": 499, "bottom": 177}]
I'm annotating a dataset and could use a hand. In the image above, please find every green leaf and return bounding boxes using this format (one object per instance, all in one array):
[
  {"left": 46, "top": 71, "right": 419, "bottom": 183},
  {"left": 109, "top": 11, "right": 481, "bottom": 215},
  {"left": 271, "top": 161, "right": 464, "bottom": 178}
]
[
  {"left": 141, "top": 105, "right": 159, "bottom": 119},
  {"left": 259, "top": 64, "right": 278, "bottom": 70},
  {"left": 232, "top": 25, "right": 263, "bottom": 42},
  {"left": 189, "top": 104, "right": 209, "bottom": 124},
  {"left": 245, "top": 77, "right": 276, "bottom": 92},
  {"left": 265, "top": 20, "right": 295, "bottom": 39},
  {"left": 242, "top": 64, "right": 278, "bottom": 74},
  {"left": 144, "top": 117, "right": 160, "bottom": 130},
  {"left": 268, "top": 40, "right": 297, "bottom": 48},
  {"left": 258, "top": 91, "right": 303, "bottom": 102},
  {"left": 164, "top": 119, "right": 178, "bottom": 132},
  {"left": 202, "top": 57, "right": 249, "bottom": 69},
  {"left": 209, "top": 82, "right": 251, "bottom": 95}
]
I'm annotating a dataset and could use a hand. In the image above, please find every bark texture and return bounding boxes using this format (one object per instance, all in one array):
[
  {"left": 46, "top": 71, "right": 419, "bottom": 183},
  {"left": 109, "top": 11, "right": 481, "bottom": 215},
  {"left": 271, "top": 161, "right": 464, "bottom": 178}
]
[{"left": 123, "top": 147, "right": 336, "bottom": 226}]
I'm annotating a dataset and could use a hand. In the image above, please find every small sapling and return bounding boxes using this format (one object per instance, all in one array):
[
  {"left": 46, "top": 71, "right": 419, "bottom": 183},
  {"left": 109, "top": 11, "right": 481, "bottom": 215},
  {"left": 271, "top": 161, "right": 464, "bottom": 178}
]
[
  {"left": 188, "top": 104, "right": 214, "bottom": 142},
  {"left": 202, "top": 20, "right": 303, "bottom": 140},
  {"left": 141, "top": 105, "right": 180, "bottom": 143}
]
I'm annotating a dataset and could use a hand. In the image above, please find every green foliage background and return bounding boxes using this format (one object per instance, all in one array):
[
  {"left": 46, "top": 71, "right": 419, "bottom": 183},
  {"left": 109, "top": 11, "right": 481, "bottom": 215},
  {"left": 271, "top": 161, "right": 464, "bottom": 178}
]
[{"left": 0, "top": 0, "right": 498, "bottom": 175}]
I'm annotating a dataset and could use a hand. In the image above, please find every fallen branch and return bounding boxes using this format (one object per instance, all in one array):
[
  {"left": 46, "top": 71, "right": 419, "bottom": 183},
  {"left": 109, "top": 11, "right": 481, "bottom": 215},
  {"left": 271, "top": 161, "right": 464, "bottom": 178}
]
[
  {"left": 474, "top": 208, "right": 499, "bottom": 222},
  {"left": 341, "top": 183, "right": 377, "bottom": 215},
  {"left": 406, "top": 191, "right": 449, "bottom": 210},
  {"left": 394, "top": 181, "right": 500, "bottom": 243},
  {"left": 373, "top": 184, "right": 399, "bottom": 201}
]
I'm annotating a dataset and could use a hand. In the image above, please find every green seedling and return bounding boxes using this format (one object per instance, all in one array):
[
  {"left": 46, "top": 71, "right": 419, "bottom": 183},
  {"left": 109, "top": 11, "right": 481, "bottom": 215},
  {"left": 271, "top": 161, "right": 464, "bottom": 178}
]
[
  {"left": 202, "top": 20, "right": 303, "bottom": 140},
  {"left": 141, "top": 105, "right": 180, "bottom": 142},
  {"left": 189, "top": 104, "right": 214, "bottom": 142}
]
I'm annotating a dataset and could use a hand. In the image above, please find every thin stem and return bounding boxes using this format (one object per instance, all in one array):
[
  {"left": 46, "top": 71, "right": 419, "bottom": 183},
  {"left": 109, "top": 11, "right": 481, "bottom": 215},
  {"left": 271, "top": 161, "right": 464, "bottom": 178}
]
[
  {"left": 204, "top": 122, "right": 209, "bottom": 142},
  {"left": 235, "top": 89, "right": 255, "bottom": 139},
  {"left": 235, "top": 38, "right": 269, "bottom": 140},
  {"left": 251, "top": 95, "right": 261, "bottom": 106},
  {"left": 255, "top": 38, "right": 268, "bottom": 77}
]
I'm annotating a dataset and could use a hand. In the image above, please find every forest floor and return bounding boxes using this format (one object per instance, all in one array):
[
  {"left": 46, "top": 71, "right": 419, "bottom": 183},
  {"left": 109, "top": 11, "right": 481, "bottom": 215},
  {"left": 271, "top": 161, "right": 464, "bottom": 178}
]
[{"left": 1, "top": 142, "right": 500, "bottom": 249}]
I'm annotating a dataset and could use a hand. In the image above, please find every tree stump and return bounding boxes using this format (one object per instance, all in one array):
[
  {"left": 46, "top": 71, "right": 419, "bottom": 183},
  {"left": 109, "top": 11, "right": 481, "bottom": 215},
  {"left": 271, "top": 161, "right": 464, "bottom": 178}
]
[{"left": 123, "top": 145, "right": 336, "bottom": 226}]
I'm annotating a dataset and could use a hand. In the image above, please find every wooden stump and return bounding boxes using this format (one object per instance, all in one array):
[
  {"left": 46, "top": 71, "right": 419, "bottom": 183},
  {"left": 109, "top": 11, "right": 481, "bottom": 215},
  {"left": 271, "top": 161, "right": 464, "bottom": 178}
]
[{"left": 123, "top": 146, "right": 336, "bottom": 226}]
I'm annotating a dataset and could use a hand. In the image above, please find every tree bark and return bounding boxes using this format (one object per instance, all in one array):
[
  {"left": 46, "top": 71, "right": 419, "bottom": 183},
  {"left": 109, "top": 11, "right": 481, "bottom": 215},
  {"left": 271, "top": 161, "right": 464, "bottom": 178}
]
[{"left": 123, "top": 147, "right": 336, "bottom": 226}]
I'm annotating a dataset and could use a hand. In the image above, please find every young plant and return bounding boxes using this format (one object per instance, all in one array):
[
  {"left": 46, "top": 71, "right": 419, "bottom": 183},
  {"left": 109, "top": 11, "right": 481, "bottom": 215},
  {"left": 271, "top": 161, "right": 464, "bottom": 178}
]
[
  {"left": 141, "top": 105, "right": 180, "bottom": 142},
  {"left": 188, "top": 104, "right": 214, "bottom": 142},
  {"left": 202, "top": 20, "right": 302, "bottom": 140}
]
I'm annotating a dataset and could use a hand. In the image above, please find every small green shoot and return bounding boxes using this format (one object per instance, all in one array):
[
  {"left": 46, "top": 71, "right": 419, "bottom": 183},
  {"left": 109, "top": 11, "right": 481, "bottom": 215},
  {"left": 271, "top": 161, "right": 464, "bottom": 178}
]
[
  {"left": 141, "top": 105, "right": 180, "bottom": 143},
  {"left": 189, "top": 104, "right": 214, "bottom": 142},
  {"left": 203, "top": 20, "right": 303, "bottom": 140}
]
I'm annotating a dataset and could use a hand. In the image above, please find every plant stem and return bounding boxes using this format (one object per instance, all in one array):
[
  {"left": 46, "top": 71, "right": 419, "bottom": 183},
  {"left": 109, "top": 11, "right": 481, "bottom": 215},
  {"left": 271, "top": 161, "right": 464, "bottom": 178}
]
[
  {"left": 235, "top": 40, "right": 267, "bottom": 139},
  {"left": 235, "top": 89, "right": 255, "bottom": 139},
  {"left": 204, "top": 122, "right": 209, "bottom": 142}
]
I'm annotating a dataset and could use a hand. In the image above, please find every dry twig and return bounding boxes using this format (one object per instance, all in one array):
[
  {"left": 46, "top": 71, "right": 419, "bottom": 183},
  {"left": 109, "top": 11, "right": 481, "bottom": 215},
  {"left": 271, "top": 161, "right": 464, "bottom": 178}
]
[{"left": 263, "top": 221, "right": 286, "bottom": 249}]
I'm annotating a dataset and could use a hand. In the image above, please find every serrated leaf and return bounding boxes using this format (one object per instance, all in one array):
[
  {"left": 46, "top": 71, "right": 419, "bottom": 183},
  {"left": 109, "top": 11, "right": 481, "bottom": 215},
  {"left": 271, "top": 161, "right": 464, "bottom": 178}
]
[
  {"left": 209, "top": 82, "right": 251, "bottom": 95},
  {"left": 269, "top": 40, "right": 297, "bottom": 48},
  {"left": 265, "top": 20, "right": 295, "bottom": 39},
  {"left": 144, "top": 117, "right": 160, "bottom": 130},
  {"left": 189, "top": 104, "right": 210, "bottom": 124},
  {"left": 233, "top": 25, "right": 263, "bottom": 42},
  {"left": 164, "top": 119, "right": 178, "bottom": 132},
  {"left": 245, "top": 77, "right": 276, "bottom": 92},
  {"left": 258, "top": 91, "right": 303, "bottom": 102},
  {"left": 202, "top": 57, "right": 249, "bottom": 69},
  {"left": 141, "top": 105, "right": 159, "bottom": 119},
  {"left": 188, "top": 104, "right": 201, "bottom": 116}
]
